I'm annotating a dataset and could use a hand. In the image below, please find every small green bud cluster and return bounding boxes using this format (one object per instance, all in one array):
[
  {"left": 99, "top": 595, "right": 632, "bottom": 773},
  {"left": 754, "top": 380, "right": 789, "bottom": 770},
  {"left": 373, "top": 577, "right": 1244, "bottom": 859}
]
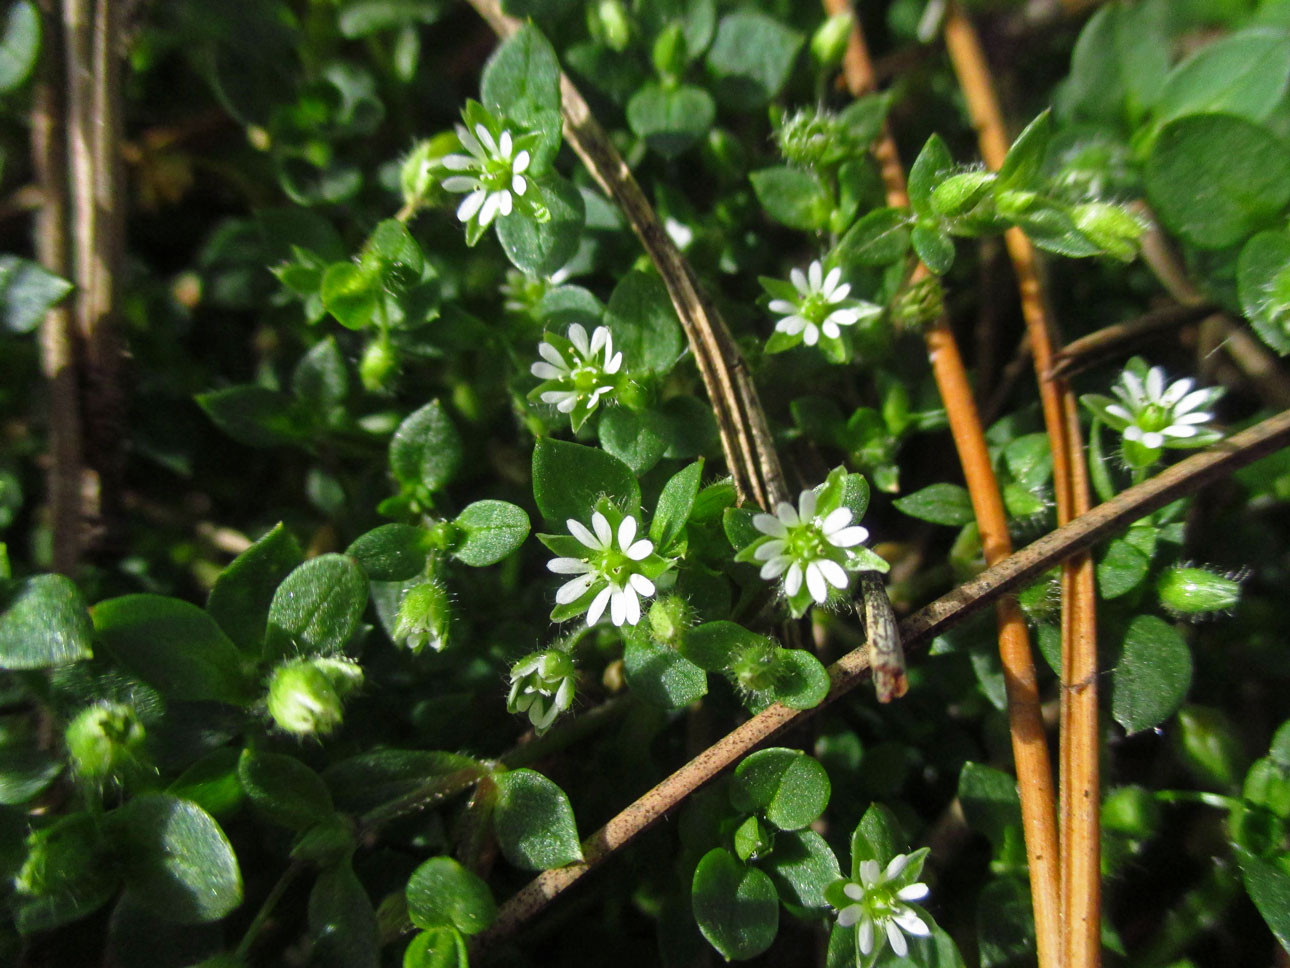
[
  {"left": 394, "top": 581, "right": 452, "bottom": 653},
  {"left": 267, "top": 657, "right": 364, "bottom": 738},
  {"left": 729, "top": 635, "right": 784, "bottom": 696},
  {"left": 64, "top": 702, "right": 148, "bottom": 785},
  {"left": 648, "top": 595, "right": 695, "bottom": 647}
]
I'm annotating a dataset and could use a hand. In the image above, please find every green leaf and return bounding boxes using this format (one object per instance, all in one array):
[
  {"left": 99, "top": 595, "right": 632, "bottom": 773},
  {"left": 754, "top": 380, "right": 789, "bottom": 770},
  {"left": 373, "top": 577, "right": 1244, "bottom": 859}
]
[
  {"left": 598, "top": 407, "right": 668, "bottom": 475},
  {"left": 406, "top": 856, "right": 497, "bottom": 935},
  {"left": 13, "top": 813, "right": 118, "bottom": 934},
  {"left": 651, "top": 460, "right": 703, "bottom": 552},
  {"left": 403, "top": 927, "right": 468, "bottom": 968},
  {"left": 770, "top": 650, "right": 830, "bottom": 710},
  {"left": 321, "top": 262, "right": 379, "bottom": 330},
  {"left": 493, "top": 768, "right": 583, "bottom": 870},
  {"left": 390, "top": 400, "right": 463, "bottom": 495},
  {"left": 626, "top": 82, "right": 714, "bottom": 157},
  {"left": 705, "top": 11, "right": 802, "bottom": 110},
  {"left": 908, "top": 135, "right": 955, "bottom": 215},
  {"left": 893, "top": 483, "right": 974, "bottom": 526},
  {"left": 680, "top": 620, "right": 759, "bottom": 672},
  {"left": 763, "top": 828, "right": 841, "bottom": 913},
  {"left": 603, "top": 270, "right": 685, "bottom": 376},
  {"left": 531, "top": 437, "right": 640, "bottom": 525},
  {"left": 721, "top": 507, "right": 761, "bottom": 554},
  {"left": 849, "top": 802, "right": 901, "bottom": 876},
  {"left": 1157, "top": 29, "right": 1290, "bottom": 124},
  {"left": 308, "top": 860, "right": 378, "bottom": 968},
  {"left": 1237, "top": 228, "right": 1290, "bottom": 354},
  {"left": 730, "top": 749, "right": 830, "bottom": 832},
  {"left": 1111, "top": 614, "right": 1193, "bottom": 734},
  {"left": 346, "top": 524, "right": 429, "bottom": 581},
  {"left": 292, "top": 337, "right": 349, "bottom": 412},
  {"left": 1236, "top": 846, "right": 1290, "bottom": 953},
  {"left": 835, "top": 207, "right": 912, "bottom": 268},
  {"left": 1096, "top": 537, "right": 1151, "bottom": 599},
  {"left": 481, "top": 23, "right": 561, "bottom": 117},
  {"left": 977, "top": 876, "right": 1036, "bottom": 968},
  {"left": 749, "top": 166, "right": 831, "bottom": 231},
  {"left": 0, "top": 574, "right": 92, "bottom": 669},
  {"left": 167, "top": 749, "right": 244, "bottom": 818},
  {"left": 0, "top": 1, "right": 39, "bottom": 93},
  {"left": 690, "top": 848, "right": 778, "bottom": 960},
  {"left": 93, "top": 595, "right": 253, "bottom": 704},
  {"left": 912, "top": 224, "right": 956, "bottom": 275},
  {"left": 452, "top": 500, "right": 530, "bottom": 567},
  {"left": 622, "top": 636, "right": 708, "bottom": 709},
  {"left": 0, "top": 256, "right": 71, "bottom": 333},
  {"left": 0, "top": 747, "right": 61, "bottom": 805},
  {"left": 237, "top": 748, "right": 333, "bottom": 830},
  {"left": 265, "top": 554, "right": 369, "bottom": 659},
  {"left": 497, "top": 174, "right": 585, "bottom": 276},
  {"left": 366, "top": 218, "right": 425, "bottom": 282},
  {"left": 337, "top": 0, "right": 444, "bottom": 38},
  {"left": 1055, "top": 2, "right": 1169, "bottom": 126},
  {"left": 197, "top": 386, "right": 310, "bottom": 448},
  {"left": 323, "top": 750, "right": 485, "bottom": 814},
  {"left": 957, "top": 762, "right": 1022, "bottom": 854},
  {"left": 997, "top": 111, "right": 1052, "bottom": 193},
  {"left": 1145, "top": 114, "right": 1290, "bottom": 251},
  {"left": 112, "top": 795, "right": 242, "bottom": 924},
  {"left": 207, "top": 523, "right": 303, "bottom": 653}
]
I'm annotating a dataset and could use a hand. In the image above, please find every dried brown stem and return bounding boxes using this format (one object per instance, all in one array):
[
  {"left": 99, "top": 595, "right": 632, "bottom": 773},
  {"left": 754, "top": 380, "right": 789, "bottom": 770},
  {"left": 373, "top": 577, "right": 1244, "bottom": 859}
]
[
  {"left": 473, "top": 407, "right": 1290, "bottom": 955},
  {"left": 1049, "top": 303, "right": 1216, "bottom": 381},
  {"left": 34, "top": 0, "right": 81, "bottom": 574},
  {"left": 834, "top": 3, "right": 1064, "bottom": 963},
  {"left": 942, "top": 4, "right": 1098, "bottom": 963}
]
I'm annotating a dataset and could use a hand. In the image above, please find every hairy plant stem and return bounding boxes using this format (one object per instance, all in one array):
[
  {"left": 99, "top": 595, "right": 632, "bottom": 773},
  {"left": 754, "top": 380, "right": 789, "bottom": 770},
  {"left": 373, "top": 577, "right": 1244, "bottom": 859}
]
[
  {"left": 942, "top": 4, "right": 1099, "bottom": 963},
  {"left": 473, "top": 408, "right": 1290, "bottom": 955},
  {"left": 830, "top": 4, "right": 1064, "bottom": 964}
]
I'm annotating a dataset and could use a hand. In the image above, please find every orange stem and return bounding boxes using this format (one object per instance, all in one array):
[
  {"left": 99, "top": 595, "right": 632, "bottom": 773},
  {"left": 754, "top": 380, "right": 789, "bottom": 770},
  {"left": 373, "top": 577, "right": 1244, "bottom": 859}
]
[
  {"left": 828, "top": 5, "right": 1064, "bottom": 965},
  {"left": 941, "top": 6, "right": 1099, "bottom": 964}
]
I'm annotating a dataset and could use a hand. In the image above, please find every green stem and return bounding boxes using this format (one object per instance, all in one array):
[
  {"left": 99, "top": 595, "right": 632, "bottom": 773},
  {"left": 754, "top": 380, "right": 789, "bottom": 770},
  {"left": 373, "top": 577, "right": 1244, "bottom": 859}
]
[
  {"left": 234, "top": 860, "right": 305, "bottom": 960},
  {"left": 500, "top": 694, "right": 632, "bottom": 770},
  {"left": 357, "top": 766, "right": 489, "bottom": 834}
]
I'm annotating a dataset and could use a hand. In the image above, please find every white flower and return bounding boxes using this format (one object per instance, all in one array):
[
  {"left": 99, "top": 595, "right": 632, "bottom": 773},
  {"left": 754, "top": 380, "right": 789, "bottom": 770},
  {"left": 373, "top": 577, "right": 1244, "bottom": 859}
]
[
  {"left": 507, "top": 650, "right": 576, "bottom": 733},
  {"left": 548, "top": 511, "right": 658, "bottom": 627},
  {"left": 441, "top": 121, "right": 532, "bottom": 229},
  {"left": 751, "top": 488, "right": 869, "bottom": 605},
  {"left": 1083, "top": 359, "right": 1222, "bottom": 469},
  {"left": 769, "top": 259, "right": 879, "bottom": 347},
  {"left": 833, "top": 853, "right": 932, "bottom": 960},
  {"left": 530, "top": 323, "right": 623, "bottom": 419}
]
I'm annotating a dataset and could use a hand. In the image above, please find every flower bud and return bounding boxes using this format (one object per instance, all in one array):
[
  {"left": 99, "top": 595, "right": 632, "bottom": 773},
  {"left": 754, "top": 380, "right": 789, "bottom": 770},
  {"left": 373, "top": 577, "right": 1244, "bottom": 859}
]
[
  {"left": 930, "top": 170, "right": 996, "bottom": 217},
  {"left": 507, "top": 649, "right": 577, "bottom": 734},
  {"left": 268, "top": 660, "right": 345, "bottom": 737},
  {"left": 648, "top": 595, "right": 694, "bottom": 647},
  {"left": 64, "top": 702, "right": 147, "bottom": 784},
  {"left": 890, "top": 276, "right": 944, "bottom": 332},
  {"left": 1157, "top": 565, "right": 1241, "bottom": 619},
  {"left": 394, "top": 581, "right": 452, "bottom": 653},
  {"left": 994, "top": 188, "right": 1040, "bottom": 221},
  {"left": 1071, "top": 202, "right": 1143, "bottom": 262},
  {"left": 398, "top": 131, "right": 459, "bottom": 210},
  {"left": 811, "top": 12, "right": 853, "bottom": 68},
  {"left": 730, "top": 636, "right": 781, "bottom": 694},
  {"left": 359, "top": 338, "right": 398, "bottom": 394},
  {"left": 587, "top": 0, "right": 631, "bottom": 52},
  {"left": 652, "top": 23, "right": 686, "bottom": 81}
]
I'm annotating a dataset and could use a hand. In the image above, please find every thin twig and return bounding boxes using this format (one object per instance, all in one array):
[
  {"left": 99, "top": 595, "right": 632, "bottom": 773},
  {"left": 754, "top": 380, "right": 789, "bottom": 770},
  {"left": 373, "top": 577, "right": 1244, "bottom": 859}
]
[
  {"left": 1049, "top": 302, "right": 1215, "bottom": 381},
  {"left": 941, "top": 5, "right": 1097, "bottom": 963},
  {"left": 34, "top": 0, "right": 81, "bottom": 574},
  {"left": 464, "top": 0, "right": 786, "bottom": 511},
  {"left": 834, "top": 4, "right": 1064, "bottom": 963},
  {"left": 472, "top": 408, "right": 1290, "bottom": 955}
]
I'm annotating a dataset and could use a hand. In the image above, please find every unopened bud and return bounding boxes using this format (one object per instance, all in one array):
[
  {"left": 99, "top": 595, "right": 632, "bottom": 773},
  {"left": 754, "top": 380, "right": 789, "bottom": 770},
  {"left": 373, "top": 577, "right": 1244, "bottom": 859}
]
[
  {"left": 648, "top": 595, "right": 694, "bottom": 646},
  {"left": 507, "top": 650, "right": 576, "bottom": 734},
  {"left": 1071, "top": 202, "right": 1144, "bottom": 262},
  {"left": 1157, "top": 566, "right": 1241, "bottom": 619},
  {"left": 730, "top": 636, "right": 781, "bottom": 694},
  {"left": 588, "top": 0, "right": 631, "bottom": 52},
  {"left": 394, "top": 581, "right": 451, "bottom": 653},
  {"left": 268, "top": 660, "right": 347, "bottom": 737},
  {"left": 359, "top": 338, "right": 398, "bottom": 394},
  {"left": 64, "top": 702, "right": 147, "bottom": 783},
  {"left": 811, "top": 12, "right": 853, "bottom": 68},
  {"left": 652, "top": 23, "right": 686, "bottom": 80}
]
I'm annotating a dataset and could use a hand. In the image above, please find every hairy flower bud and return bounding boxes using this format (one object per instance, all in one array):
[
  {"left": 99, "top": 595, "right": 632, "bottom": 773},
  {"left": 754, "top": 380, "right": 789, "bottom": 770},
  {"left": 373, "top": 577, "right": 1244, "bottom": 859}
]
[
  {"left": 810, "top": 12, "right": 853, "bottom": 68},
  {"left": 394, "top": 581, "right": 452, "bottom": 653},
  {"left": 507, "top": 649, "right": 577, "bottom": 733},
  {"left": 267, "top": 658, "right": 362, "bottom": 737},
  {"left": 1157, "top": 565, "right": 1242, "bottom": 619},
  {"left": 648, "top": 595, "right": 694, "bottom": 646},
  {"left": 1071, "top": 202, "right": 1143, "bottom": 262},
  {"left": 64, "top": 702, "right": 147, "bottom": 784},
  {"left": 359, "top": 338, "right": 399, "bottom": 394}
]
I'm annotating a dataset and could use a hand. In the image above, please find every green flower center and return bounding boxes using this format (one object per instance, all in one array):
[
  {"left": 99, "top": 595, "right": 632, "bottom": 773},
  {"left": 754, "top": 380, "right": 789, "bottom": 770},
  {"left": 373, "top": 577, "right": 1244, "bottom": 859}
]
[
  {"left": 571, "top": 364, "right": 603, "bottom": 393},
  {"left": 1137, "top": 402, "right": 1171, "bottom": 433},
  {"left": 785, "top": 523, "right": 829, "bottom": 561},
  {"left": 801, "top": 293, "right": 832, "bottom": 324}
]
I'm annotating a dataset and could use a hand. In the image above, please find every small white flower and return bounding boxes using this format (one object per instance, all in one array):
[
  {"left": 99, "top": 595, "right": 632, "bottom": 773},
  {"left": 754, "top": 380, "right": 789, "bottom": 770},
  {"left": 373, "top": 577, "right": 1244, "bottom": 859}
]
[
  {"left": 530, "top": 323, "right": 623, "bottom": 421},
  {"left": 832, "top": 852, "right": 932, "bottom": 961},
  {"left": 1083, "top": 359, "right": 1222, "bottom": 469},
  {"left": 507, "top": 650, "right": 576, "bottom": 733},
  {"left": 751, "top": 488, "right": 869, "bottom": 605},
  {"left": 441, "top": 118, "right": 533, "bottom": 230},
  {"left": 548, "top": 510, "right": 658, "bottom": 627},
  {"left": 768, "top": 259, "right": 879, "bottom": 347}
]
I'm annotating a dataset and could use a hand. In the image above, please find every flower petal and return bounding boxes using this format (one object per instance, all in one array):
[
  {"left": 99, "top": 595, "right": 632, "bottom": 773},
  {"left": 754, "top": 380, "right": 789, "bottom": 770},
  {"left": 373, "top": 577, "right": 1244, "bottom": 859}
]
[
  {"left": 753, "top": 513, "right": 788, "bottom": 538},
  {"left": 883, "top": 853, "right": 910, "bottom": 880},
  {"left": 626, "top": 539, "right": 654, "bottom": 560},
  {"left": 759, "top": 556, "right": 790, "bottom": 580},
  {"left": 513, "top": 149, "right": 530, "bottom": 174},
  {"left": 887, "top": 921, "right": 908, "bottom": 958},
  {"left": 555, "top": 574, "right": 596, "bottom": 604},
  {"left": 498, "top": 130, "right": 513, "bottom": 158},
  {"left": 775, "top": 501, "right": 800, "bottom": 527},
  {"left": 798, "top": 488, "right": 818, "bottom": 522},
  {"left": 622, "top": 586, "right": 641, "bottom": 625},
  {"left": 548, "top": 557, "right": 592, "bottom": 575},
  {"left": 894, "top": 907, "right": 931, "bottom": 936},
  {"left": 456, "top": 189, "right": 486, "bottom": 222},
  {"left": 752, "top": 539, "right": 786, "bottom": 561},
  {"left": 790, "top": 266, "right": 808, "bottom": 293},
  {"left": 897, "top": 883, "right": 930, "bottom": 902},
  {"left": 805, "top": 561, "right": 828, "bottom": 603},
  {"left": 808, "top": 259, "right": 823, "bottom": 291},
  {"left": 538, "top": 341, "right": 567, "bottom": 368},
  {"left": 818, "top": 558, "right": 850, "bottom": 589},
  {"left": 530, "top": 361, "right": 563, "bottom": 380},
  {"left": 567, "top": 518, "right": 601, "bottom": 549},
  {"left": 857, "top": 916, "right": 875, "bottom": 955},
  {"left": 768, "top": 299, "right": 798, "bottom": 314},
  {"left": 837, "top": 904, "right": 863, "bottom": 928},
  {"left": 859, "top": 860, "right": 880, "bottom": 887},
  {"left": 610, "top": 588, "right": 627, "bottom": 627},
  {"left": 629, "top": 573, "right": 655, "bottom": 597},
  {"left": 820, "top": 507, "right": 853, "bottom": 534},
  {"left": 784, "top": 561, "right": 803, "bottom": 597},
  {"left": 591, "top": 511, "right": 613, "bottom": 547},
  {"left": 586, "top": 585, "right": 613, "bottom": 625},
  {"left": 617, "top": 515, "right": 637, "bottom": 549},
  {"left": 568, "top": 323, "right": 591, "bottom": 357},
  {"left": 479, "top": 191, "right": 504, "bottom": 227}
]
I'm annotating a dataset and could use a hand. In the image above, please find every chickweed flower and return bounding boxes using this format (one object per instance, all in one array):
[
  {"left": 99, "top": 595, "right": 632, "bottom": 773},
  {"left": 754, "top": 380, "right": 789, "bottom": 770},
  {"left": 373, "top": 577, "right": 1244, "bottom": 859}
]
[
  {"left": 507, "top": 649, "right": 576, "bottom": 733},
  {"left": 542, "top": 504, "right": 672, "bottom": 627},
  {"left": 529, "top": 323, "right": 624, "bottom": 431},
  {"left": 737, "top": 468, "right": 887, "bottom": 619},
  {"left": 440, "top": 101, "right": 546, "bottom": 245},
  {"left": 393, "top": 581, "right": 451, "bottom": 653},
  {"left": 762, "top": 259, "right": 880, "bottom": 353},
  {"left": 827, "top": 849, "right": 932, "bottom": 963},
  {"left": 1082, "top": 357, "right": 1222, "bottom": 470}
]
